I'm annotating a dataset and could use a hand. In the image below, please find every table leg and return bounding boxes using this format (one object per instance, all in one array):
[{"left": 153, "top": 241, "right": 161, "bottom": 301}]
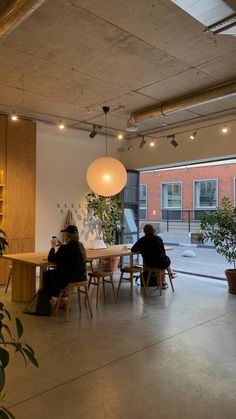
[{"left": 12, "top": 261, "right": 36, "bottom": 302}]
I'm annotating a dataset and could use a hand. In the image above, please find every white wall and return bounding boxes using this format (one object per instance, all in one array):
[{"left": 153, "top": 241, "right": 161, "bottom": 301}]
[
  {"left": 36, "top": 123, "right": 121, "bottom": 250},
  {"left": 36, "top": 116, "right": 236, "bottom": 250}
]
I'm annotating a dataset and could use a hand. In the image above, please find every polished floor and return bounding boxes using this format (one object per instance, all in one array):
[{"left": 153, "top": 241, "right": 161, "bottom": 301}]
[{"left": 1, "top": 273, "right": 236, "bottom": 419}]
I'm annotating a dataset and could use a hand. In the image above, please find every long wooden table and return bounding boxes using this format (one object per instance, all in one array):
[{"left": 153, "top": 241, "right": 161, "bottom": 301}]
[{"left": 3, "top": 245, "right": 134, "bottom": 302}]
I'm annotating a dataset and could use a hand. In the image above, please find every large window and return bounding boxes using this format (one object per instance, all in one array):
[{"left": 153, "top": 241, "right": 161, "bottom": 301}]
[
  {"left": 162, "top": 182, "right": 182, "bottom": 220},
  {"left": 194, "top": 180, "right": 217, "bottom": 208},
  {"left": 139, "top": 184, "right": 147, "bottom": 219},
  {"left": 194, "top": 179, "right": 217, "bottom": 220}
]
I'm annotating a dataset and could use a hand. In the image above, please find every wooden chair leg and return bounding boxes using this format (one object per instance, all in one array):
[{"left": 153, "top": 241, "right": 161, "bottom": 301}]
[
  {"left": 102, "top": 277, "right": 106, "bottom": 301},
  {"left": 167, "top": 270, "right": 175, "bottom": 292},
  {"left": 130, "top": 272, "right": 134, "bottom": 301},
  {"left": 96, "top": 277, "right": 101, "bottom": 308},
  {"left": 110, "top": 274, "right": 118, "bottom": 303},
  {"left": 66, "top": 288, "right": 71, "bottom": 321},
  {"left": 117, "top": 272, "right": 123, "bottom": 298},
  {"left": 5, "top": 267, "right": 12, "bottom": 293},
  {"left": 146, "top": 271, "right": 151, "bottom": 288},
  {"left": 77, "top": 287, "right": 82, "bottom": 312},
  {"left": 84, "top": 285, "right": 93, "bottom": 317},
  {"left": 140, "top": 272, "right": 148, "bottom": 296}
]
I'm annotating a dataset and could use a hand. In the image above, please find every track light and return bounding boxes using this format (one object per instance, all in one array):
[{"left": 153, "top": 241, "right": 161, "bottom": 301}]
[
  {"left": 89, "top": 125, "right": 97, "bottom": 139},
  {"left": 168, "top": 134, "right": 178, "bottom": 148},
  {"left": 11, "top": 110, "right": 18, "bottom": 121},
  {"left": 139, "top": 136, "right": 146, "bottom": 149},
  {"left": 189, "top": 130, "right": 197, "bottom": 140}
]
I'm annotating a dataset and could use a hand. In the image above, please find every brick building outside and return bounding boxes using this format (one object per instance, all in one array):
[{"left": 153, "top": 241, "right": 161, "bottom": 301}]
[{"left": 139, "top": 159, "right": 236, "bottom": 233}]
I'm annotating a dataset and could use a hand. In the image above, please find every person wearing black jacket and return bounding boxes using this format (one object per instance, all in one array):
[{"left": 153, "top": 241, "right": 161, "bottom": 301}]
[
  {"left": 131, "top": 224, "right": 171, "bottom": 288},
  {"left": 43, "top": 224, "right": 87, "bottom": 299}
]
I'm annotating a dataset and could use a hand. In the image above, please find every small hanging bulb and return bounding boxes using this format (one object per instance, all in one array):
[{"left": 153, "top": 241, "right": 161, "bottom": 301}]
[
  {"left": 150, "top": 140, "right": 155, "bottom": 147},
  {"left": 11, "top": 110, "right": 18, "bottom": 121},
  {"left": 59, "top": 120, "right": 65, "bottom": 130},
  {"left": 221, "top": 125, "right": 228, "bottom": 134},
  {"left": 117, "top": 133, "right": 123, "bottom": 140}
]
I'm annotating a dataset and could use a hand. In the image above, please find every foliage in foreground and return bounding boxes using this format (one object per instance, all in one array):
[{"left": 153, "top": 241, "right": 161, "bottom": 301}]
[
  {"left": 0, "top": 303, "right": 39, "bottom": 418},
  {"left": 200, "top": 196, "right": 236, "bottom": 268}
]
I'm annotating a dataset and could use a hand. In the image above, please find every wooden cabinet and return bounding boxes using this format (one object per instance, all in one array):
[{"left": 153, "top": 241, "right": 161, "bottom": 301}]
[{"left": 0, "top": 169, "right": 4, "bottom": 226}]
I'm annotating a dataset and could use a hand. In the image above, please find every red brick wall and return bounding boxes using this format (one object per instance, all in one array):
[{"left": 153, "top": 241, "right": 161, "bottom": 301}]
[{"left": 140, "top": 162, "right": 236, "bottom": 220}]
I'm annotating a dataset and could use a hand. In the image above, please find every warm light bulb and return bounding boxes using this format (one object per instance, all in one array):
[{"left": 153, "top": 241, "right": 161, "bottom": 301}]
[
  {"left": 190, "top": 134, "right": 194, "bottom": 140},
  {"left": 117, "top": 133, "right": 123, "bottom": 140},
  {"left": 59, "top": 121, "right": 65, "bottom": 130},
  {"left": 222, "top": 126, "right": 228, "bottom": 134},
  {"left": 11, "top": 112, "right": 18, "bottom": 121},
  {"left": 103, "top": 174, "right": 111, "bottom": 182},
  {"left": 150, "top": 141, "right": 155, "bottom": 147}
]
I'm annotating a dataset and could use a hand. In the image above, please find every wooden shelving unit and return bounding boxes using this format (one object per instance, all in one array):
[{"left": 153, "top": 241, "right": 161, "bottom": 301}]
[{"left": 0, "top": 169, "right": 4, "bottom": 224}]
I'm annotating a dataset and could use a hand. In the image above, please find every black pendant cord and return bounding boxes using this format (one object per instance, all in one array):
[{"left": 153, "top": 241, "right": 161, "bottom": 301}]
[
  {"left": 103, "top": 106, "right": 110, "bottom": 157},
  {"left": 105, "top": 111, "right": 108, "bottom": 157}
]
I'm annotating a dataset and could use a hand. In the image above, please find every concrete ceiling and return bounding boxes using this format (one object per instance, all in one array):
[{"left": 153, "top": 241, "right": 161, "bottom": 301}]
[{"left": 0, "top": 0, "right": 236, "bottom": 138}]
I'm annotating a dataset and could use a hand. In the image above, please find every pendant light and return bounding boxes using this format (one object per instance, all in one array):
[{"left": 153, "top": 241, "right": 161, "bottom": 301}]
[{"left": 86, "top": 106, "right": 127, "bottom": 197}]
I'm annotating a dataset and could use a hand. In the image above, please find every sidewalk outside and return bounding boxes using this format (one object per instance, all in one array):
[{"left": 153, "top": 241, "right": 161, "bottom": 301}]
[{"left": 158, "top": 231, "right": 229, "bottom": 280}]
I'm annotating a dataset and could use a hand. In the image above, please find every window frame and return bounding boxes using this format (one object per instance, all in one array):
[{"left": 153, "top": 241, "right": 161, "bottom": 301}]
[
  {"left": 139, "top": 183, "right": 147, "bottom": 220},
  {"left": 193, "top": 178, "right": 218, "bottom": 209}
]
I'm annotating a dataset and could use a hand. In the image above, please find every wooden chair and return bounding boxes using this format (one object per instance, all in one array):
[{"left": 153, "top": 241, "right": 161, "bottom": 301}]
[
  {"left": 146, "top": 268, "right": 175, "bottom": 296},
  {"left": 117, "top": 266, "right": 147, "bottom": 301},
  {"left": 88, "top": 270, "right": 118, "bottom": 307},
  {"left": 86, "top": 260, "right": 94, "bottom": 272},
  {"left": 5, "top": 265, "right": 12, "bottom": 293},
  {"left": 55, "top": 280, "right": 93, "bottom": 321}
]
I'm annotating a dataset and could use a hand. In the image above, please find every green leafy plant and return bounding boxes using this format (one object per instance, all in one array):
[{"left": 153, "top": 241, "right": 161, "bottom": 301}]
[
  {"left": 200, "top": 196, "right": 236, "bottom": 268},
  {"left": 0, "top": 303, "right": 39, "bottom": 418},
  {"left": 86, "top": 192, "right": 122, "bottom": 245},
  {"left": 0, "top": 230, "right": 8, "bottom": 258},
  {"left": 0, "top": 230, "right": 39, "bottom": 418}
]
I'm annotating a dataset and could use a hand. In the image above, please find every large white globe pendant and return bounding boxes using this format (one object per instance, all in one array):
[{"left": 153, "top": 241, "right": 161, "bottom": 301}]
[{"left": 86, "top": 156, "right": 127, "bottom": 197}]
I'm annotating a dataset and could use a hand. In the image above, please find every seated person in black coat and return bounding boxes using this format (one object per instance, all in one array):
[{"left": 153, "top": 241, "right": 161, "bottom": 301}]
[
  {"left": 43, "top": 224, "right": 87, "bottom": 299},
  {"left": 131, "top": 224, "right": 172, "bottom": 288}
]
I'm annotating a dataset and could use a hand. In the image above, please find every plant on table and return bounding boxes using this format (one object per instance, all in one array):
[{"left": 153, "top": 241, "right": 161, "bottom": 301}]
[
  {"left": 86, "top": 192, "right": 122, "bottom": 245},
  {"left": 200, "top": 196, "right": 236, "bottom": 293},
  {"left": 0, "top": 229, "right": 39, "bottom": 418}
]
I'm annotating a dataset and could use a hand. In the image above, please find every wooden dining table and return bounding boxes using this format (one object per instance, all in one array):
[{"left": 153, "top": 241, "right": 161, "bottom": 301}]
[{"left": 3, "top": 245, "right": 135, "bottom": 302}]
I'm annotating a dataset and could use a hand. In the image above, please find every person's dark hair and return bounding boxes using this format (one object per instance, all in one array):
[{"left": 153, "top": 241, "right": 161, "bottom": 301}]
[
  {"left": 65, "top": 232, "right": 79, "bottom": 242},
  {"left": 143, "top": 224, "right": 156, "bottom": 235}
]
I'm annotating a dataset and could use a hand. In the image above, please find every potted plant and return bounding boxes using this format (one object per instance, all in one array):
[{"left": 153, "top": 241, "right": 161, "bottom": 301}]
[
  {"left": 200, "top": 196, "right": 236, "bottom": 294},
  {"left": 190, "top": 231, "right": 204, "bottom": 244},
  {"left": 86, "top": 192, "right": 122, "bottom": 270},
  {"left": 0, "top": 229, "right": 39, "bottom": 418}
]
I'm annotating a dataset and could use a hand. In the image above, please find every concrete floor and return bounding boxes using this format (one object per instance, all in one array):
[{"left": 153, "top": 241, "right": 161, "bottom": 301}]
[{"left": 1, "top": 273, "right": 236, "bottom": 419}]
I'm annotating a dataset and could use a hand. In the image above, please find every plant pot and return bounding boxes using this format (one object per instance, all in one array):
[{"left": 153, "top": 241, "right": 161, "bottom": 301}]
[
  {"left": 225, "top": 269, "right": 236, "bottom": 294},
  {"left": 101, "top": 256, "right": 120, "bottom": 272},
  {"left": 190, "top": 232, "right": 204, "bottom": 244}
]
